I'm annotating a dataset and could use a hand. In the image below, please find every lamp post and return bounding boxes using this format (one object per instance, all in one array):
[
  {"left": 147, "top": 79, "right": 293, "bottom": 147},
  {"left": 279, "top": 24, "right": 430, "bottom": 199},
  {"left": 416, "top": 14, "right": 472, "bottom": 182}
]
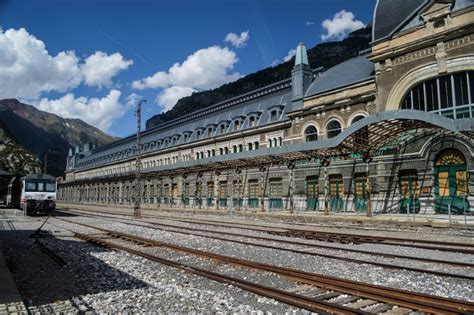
[{"left": 134, "top": 99, "right": 147, "bottom": 218}]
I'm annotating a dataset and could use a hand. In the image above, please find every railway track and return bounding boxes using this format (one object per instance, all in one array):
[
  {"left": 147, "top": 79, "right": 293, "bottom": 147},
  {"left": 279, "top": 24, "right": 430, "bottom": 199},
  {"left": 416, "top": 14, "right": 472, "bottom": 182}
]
[
  {"left": 58, "top": 206, "right": 474, "bottom": 253},
  {"left": 54, "top": 217, "right": 474, "bottom": 314},
  {"left": 54, "top": 208, "right": 474, "bottom": 280}
]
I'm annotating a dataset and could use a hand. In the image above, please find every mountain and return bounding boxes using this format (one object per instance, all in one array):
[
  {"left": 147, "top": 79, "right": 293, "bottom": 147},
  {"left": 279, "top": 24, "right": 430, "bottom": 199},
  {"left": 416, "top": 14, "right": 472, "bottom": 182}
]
[
  {"left": 0, "top": 123, "right": 40, "bottom": 176},
  {"left": 0, "top": 99, "right": 117, "bottom": 176},
  {"left": 146, "top": 26, "right": 372, "bottom": 129}
]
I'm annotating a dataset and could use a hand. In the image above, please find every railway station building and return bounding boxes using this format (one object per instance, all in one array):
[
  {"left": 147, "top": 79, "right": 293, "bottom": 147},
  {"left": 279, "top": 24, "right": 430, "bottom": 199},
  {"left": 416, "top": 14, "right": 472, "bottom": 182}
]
[{"left": 58, "top": 0, "right": 474, "bottom": 216}]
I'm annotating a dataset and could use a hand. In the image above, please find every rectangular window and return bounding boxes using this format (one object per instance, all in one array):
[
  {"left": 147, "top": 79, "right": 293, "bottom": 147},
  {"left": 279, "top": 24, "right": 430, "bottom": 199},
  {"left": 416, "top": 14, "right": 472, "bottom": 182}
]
[
  {"left": 207, "top": 182, "right": 214, "bottom": 198},
  {"left": 469, "top": 71, "right": 474, "bottom": 104},
  {"left": 438, "top": 172, "right": 449, "bottom": 197},
  {"left": 219, "top": 181, "right": 227, "bottom": 198},
  {"left": 184, "top": 183, "right": 190, "bottom": 197},
  {"left": 454, "top": 72, "right": 469, "bottom": 106},
  {"left": 249, "top": 180, "right": 259, "bottom": 198},
  {"left": 269, "top": 178, "right": 282, "bottom": 197},
  {"left": 25, "top": 181, "right": 36, "bottom": 191},
  {"left": 402, "top": 92, "right": 412, "bottom": 110},
  {"left": 439, "top": 76, "right": 453, "bottom": 109},
  {"left": 425, "top": 79, "right": 438, "bottom": 112},
  {"left": 412, "top": 85, "right": 425, "bottom": 111},
  {"left": 456, "top": 171, "right": 468, "bottom": 196},
  {"left": 248, "top": 143, "right": 253, "bottom": 151},
  {"left": 45, "top": 183, "right": 56, "bottom": 192},
  {"left": 254, "top": 142, "right": 259, "bottom": 150}
]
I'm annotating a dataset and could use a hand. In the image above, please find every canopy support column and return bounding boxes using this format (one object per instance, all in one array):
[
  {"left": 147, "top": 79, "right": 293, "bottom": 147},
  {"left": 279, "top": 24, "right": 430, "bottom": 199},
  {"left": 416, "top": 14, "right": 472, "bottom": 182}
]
[
  {"left": 323, "top": 159, "right": 331, "bottom": 215},
  {"left": 259, "top": 166, "right": 266, "bottom": 212}
]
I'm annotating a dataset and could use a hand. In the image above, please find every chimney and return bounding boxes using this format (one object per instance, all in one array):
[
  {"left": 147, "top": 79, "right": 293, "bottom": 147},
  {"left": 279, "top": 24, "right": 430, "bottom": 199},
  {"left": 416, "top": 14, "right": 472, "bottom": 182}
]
[{"left": 291, "top": 43, "right": 312, "bottom": 110}]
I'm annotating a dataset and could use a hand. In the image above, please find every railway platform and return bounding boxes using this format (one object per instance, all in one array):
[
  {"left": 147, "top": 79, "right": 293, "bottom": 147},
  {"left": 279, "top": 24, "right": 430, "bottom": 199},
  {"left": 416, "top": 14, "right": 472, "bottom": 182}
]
[
  {"left": 0, "top": 250, "right": 27, "bottom": 314},
  {"left": 0, "top": 208, "right": 28, "bottom": 314}
]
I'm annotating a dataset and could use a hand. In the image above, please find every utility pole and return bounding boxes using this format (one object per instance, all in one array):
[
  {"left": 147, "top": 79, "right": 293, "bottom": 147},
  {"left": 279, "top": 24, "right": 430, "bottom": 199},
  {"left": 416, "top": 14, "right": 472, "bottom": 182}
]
[{"left": 134, "top": 99, "right": 147, "bottom": 218}]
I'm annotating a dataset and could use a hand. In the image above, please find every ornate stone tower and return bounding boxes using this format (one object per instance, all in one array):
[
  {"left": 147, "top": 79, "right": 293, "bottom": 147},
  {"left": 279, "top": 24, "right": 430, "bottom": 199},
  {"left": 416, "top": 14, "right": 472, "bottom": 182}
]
[{"left": 291, "top": 43, "right": 312, "bottom": 110}]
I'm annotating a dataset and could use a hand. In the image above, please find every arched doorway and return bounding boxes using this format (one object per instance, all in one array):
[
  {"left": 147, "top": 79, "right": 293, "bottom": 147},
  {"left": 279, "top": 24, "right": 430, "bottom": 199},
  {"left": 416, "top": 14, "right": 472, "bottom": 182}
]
[{"left": 434, "top": 149, "right": 469, "bottom": 214}]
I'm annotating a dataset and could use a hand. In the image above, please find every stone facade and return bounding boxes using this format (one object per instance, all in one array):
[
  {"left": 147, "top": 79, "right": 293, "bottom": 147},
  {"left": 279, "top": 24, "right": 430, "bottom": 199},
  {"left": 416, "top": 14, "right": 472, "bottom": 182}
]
[{"left": 58, "top": 0, "right": 474, "bottom": 215}]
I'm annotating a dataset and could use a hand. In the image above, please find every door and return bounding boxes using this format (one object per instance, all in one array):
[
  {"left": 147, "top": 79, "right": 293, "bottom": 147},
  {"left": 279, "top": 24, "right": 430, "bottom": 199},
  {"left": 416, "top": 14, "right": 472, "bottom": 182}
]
[
  {"left": 207, "top": 182, "right": 214, "bottom": 206},
  {"left": 329, "top": 176, "right": 344, "bottom": 211},
  {"left": 399, "top": 171, "right": 420, "bottom": 213},
  {"left": 306, "top": 176, "right": 319, "bottom": 211},
  {"left": 353, "top": 174, "right": 367, "bottom": 212},
  {"left": 219, "top": 181, "right": 228, "bottom": 207},
  {"left": 248, "top": 180, "right": 259, "bottom": 208},
  {"left": 269, "top": 178, "right": 283, "bottom": 209},
  {"left": 434, "top": 149, "right": 469, "bottom": 214}
]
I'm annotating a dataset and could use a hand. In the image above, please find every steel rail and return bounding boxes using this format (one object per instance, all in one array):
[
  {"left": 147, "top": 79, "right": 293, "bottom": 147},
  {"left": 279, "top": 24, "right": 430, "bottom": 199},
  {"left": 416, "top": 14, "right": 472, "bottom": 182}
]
[
  {"left": 61, "top": 206, "right": 474, "bottom": 250},
  {"left": 57, "top": 207, "right": 474, "bottom": 256},
  {"left": 58, "top": 217, "right": 474, "bottom": 314},
  {"left": 74, "top": 232, "right": 366, "bottom": 314},
  {"left": 55, "top": 209, "right": 474, "bottom": 271}
]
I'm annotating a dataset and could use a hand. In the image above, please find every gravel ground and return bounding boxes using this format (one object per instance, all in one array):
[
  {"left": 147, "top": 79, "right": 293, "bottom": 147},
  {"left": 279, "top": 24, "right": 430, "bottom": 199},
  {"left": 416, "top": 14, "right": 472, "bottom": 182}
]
[
  {"left": 0, "top": 212, "right": 308, "bottom": 313},
  {"left": 51, "top": 213, "right": 474, "bottom": 302},
  {"left": 2, "top": 207, "right": 474, "bottom": 314},
  {"left": 60, "top": 205, "right": 474, "bottom": 243}
]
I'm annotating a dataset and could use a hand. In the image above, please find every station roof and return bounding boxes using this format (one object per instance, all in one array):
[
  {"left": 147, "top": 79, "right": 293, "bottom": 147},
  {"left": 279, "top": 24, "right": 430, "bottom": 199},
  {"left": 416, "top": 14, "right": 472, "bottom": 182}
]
[
  {"left": 304, "top": 56, "right": 374, "bottom": 98},
  {"left": 373, "top": 0, "right": 474, "bottom": 43}
]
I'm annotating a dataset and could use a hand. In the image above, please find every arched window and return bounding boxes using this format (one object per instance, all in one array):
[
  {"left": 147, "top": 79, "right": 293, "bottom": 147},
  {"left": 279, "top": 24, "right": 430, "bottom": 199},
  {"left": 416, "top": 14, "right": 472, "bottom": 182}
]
[
  {"left": 401, "top": 71, "right": 473, "bottom": 119},
  {"left": 304, "top": 125, "right": 318, "bottom": 142},
  {"left": 351, "top": 115, "right": 368, "bottom": 145},
  {"left": 351, "top": 115, "right": 365, "bottom": 124},
  {"left": 326, "top": 120, "right": 342, "bottom": 139}
]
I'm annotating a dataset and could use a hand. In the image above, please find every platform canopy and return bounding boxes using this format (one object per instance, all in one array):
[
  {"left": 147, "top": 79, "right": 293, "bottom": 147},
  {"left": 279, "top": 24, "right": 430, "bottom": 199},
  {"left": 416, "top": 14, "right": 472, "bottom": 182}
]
[{"left": 64, "top": 110, "right": 474, "bottom": 184}]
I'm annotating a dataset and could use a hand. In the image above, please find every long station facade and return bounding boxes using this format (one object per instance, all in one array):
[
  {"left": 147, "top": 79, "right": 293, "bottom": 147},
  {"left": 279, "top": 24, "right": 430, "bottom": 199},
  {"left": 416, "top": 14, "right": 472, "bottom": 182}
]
[{"left": 59, "top": 0, "right": 474, "bottom": 215}]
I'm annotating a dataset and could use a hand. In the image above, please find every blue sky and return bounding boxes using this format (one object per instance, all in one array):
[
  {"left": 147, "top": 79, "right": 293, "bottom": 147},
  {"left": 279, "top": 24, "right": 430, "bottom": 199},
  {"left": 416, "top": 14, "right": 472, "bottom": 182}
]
[{"left": 0, "top": 0, "right": 375, "bottom": 137}]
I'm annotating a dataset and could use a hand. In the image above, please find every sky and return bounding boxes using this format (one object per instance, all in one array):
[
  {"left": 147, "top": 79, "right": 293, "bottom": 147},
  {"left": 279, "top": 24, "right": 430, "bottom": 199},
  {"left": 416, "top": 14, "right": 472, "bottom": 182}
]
[{"left": 0, "top": 0, "right": 376, "bottom": 137}]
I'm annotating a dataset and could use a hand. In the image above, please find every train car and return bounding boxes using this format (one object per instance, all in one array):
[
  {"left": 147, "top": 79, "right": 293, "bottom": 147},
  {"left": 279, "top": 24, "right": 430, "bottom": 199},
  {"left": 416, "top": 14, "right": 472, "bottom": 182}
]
[{"left": 8, "top": 174, "right": 57, "bottom": 215}]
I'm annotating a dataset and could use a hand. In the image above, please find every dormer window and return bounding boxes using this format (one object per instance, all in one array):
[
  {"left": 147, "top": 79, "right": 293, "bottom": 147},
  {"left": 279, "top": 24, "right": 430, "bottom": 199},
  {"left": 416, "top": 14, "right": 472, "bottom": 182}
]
[
  {"left": 206, "top": 124, "right": 217, "bottom": 137},
  {"left": 247, "top": 111, "right": 262, "bottom": 128},
  {"left": 195, "top": 127, "right": 205, "bottom": 139},
  {"left": 235, "top": 120, "right": 240, "bottom": 130},
  {"left": 250, "top": 116, "right": 257, "bottom": 127},
  {"left": 183, "top": 131, "right": 193, "bottom": 141},
  {"left": 268, "top": 105, "right": 285, "bottom": 122},
  {"left": 172, "top": 135, "right": 181, "bottom": 144}
]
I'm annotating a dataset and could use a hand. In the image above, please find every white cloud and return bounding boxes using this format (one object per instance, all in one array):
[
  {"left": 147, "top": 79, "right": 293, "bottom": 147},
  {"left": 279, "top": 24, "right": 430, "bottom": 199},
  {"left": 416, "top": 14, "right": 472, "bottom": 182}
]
[
  {"left": 156, "top": 86, "right": 196, "bottom": 112},
  {"left": 0, "top": 28, "right": 134, "bottom": 98},
  {"left": 132, "top": 45, "right": 241, "bottom": 110},
  {"left": 37, "top": 90, "right": 126, "bottom": 131},
  {"left": 283, "top": 48, "right": 296, "bottom": 62},
  {"left": 133, "top": 46, "right": 240, "bottom": 91},
  {"left": 224, "top": 30, "right": 250, "bottom": 48},
  {"left": 82, "top": 51, "right": 133, "bottom": 88},
  {"left": 126, "top": 93, "right": 143, "bottom": 108},
  {"left": 0, "top": 28, "right": 82, "bottom": 99},
  {"left": 305, "top": 21, "right": 315, "bottom": 26},
  {"left": 321, "top": 10, "right": 365, "bottom": 41}
]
